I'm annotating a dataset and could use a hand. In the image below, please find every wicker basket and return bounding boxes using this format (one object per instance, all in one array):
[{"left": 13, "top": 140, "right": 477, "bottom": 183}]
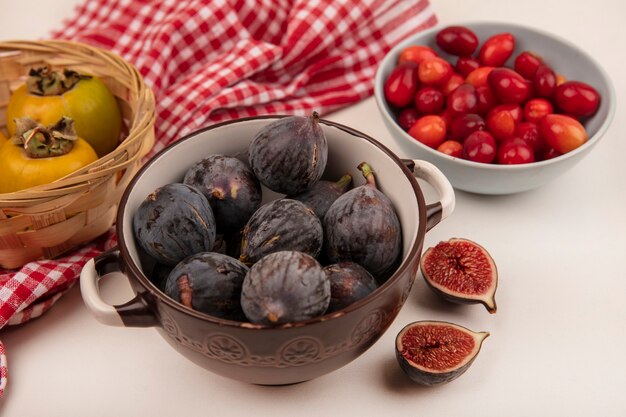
[{"left": 0, "top": 40, "right": 155, "bottom": 269}]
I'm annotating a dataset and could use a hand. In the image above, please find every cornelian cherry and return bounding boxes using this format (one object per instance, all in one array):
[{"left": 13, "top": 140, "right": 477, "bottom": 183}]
[
  {"left": 384, "top": 63, "right": 419, "bottom": 107},
  {"left": 523, "top": 98, "right": 553, "bottom": 124},
  {"left": 442, "top": 73, "right": 465, "bottom": 95},
  {"left": 475, "top": 85, "right": 498, "bottom": 115},
  {"left": 397, "top": 107, "right": 420, "bottom": 131},
  {"left": 463, "top": 131, "right": 497, "bottom": 163},
  {"left": 418, "top": 57, "right": 453, "bottom": 86},
  {"left": 539, "top": 147, "right": 561, "bottom": 161},
  {"left": 514, "top": 51, "right": 543, "bottom": 79},
  {"left": 478, "top": 33, "right": 515, "bottom": 67},
  {"left": 497, "top": 138, "right": 535, "bottom": 164},
  {"left": 456, "top": 56, "right": 481, "bottom": 78},
  {"left": 408, "top": 115, "right": 447, "bottom": 148},
  {"left": 533, "top": 65, "right": 557, "bottom": 98},
  {"left": 515, "top": 122, "right": 544, "bottom": 153},
  {"left": 398, "top": 45, "right": 438, "bottom": 65},
  {"left": 465, "top": 66, "right": 495, "bottom": 88},
  {"left": 436, "top": 26, "right": 479, "bottom": 56},
  {"left": 437, "top": 140, "right": 463, "bottom": 157},
  {"left": 414, "top": 87, "right": 445, "bottom": 115},
  {"left": 450, "top": 113, "right": 485, "bottom": 141},
  {"left": 486, "top": 106, "right": 517, "bottom": 141},
  {"left": 554, "top": 81, "right": 600, "bottom": 118},
  {"left": 447, "top": 83, "right": 477, "bottom": 115},
  {"left": 488, "top": 67, "right": 530, "bottom": 104},
  {"left": 540, "top": 114, "right": 588, "bottom": 154}
]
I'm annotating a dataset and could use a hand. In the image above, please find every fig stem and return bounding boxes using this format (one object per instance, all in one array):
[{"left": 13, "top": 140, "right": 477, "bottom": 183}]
[
  {"left": 357, "top": 162, "right": 377, "bottom": 188},
  {"left": 333, "top": 173, "right": 353, "bottom": 192}
]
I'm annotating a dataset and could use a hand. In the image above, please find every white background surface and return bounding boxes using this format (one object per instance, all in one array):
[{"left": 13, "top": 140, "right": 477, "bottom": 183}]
[{"left": 1, "top": 1, "right": 626, "bottom": 416}]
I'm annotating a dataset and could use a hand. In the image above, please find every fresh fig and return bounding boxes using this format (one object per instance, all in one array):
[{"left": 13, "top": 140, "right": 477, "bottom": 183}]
[
  {"left": 239, "top": 199, "right": 323, "bottom": 265},
  {"left": 395, "top": 320, "right": 489, "bottom": 386},
  {"left": 288, "top": 174, "right": 353, "bottom": 220},
  {"left": 164, "top": 252, "right": 249, "bottom": 321},
  {"left": 240, "top": 251, "right": 330, "bottom": 325},
  {"left": 324, "top": 262, "right": 378, "bottom": 313},
  {"left": 248, "top": 112, "right": 328, "bottom": 195},
  {"left": 420, "top": 238, "right": 498, "bottom": 313},
  {"left": 133, "top": 183, "right": 216, "bottom": 266},
  {"left": 324, "top": 162, "right": 402, "bottom": 279},
  {"left": 183, "top": 154, "right": 261, "bottom": 234}
]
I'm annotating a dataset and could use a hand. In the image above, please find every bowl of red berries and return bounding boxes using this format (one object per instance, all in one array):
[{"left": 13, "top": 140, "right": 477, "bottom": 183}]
[{"left": 374, "top": 22, "right": 615, "bottom": 194}]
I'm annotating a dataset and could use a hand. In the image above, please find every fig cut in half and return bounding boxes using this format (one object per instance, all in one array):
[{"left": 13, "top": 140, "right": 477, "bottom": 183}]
[
  {"left": 395, "top": 320, "right": 489, "bottom": 386},
  {"left": 420, "top": 238, "right": 498, "bottom": 313}
]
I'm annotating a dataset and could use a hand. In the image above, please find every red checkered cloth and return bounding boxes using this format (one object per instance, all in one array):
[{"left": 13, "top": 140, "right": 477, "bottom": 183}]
[{"left": 0, "top": 0, "right": 437, "bottom": 397}]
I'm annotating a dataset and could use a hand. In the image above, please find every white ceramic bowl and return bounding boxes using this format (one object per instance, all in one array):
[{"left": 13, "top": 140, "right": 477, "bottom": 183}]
[{"left": 374, "top": 21, "right": 616, "bottom": 195}]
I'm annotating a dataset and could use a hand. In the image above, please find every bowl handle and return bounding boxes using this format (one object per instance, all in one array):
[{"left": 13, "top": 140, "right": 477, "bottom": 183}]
[
  {"left": 406, "top": 159, "right": 455, "bottom": 231},
  {"left": 80, "top": 248, "right": 159, "bottom": 328}
]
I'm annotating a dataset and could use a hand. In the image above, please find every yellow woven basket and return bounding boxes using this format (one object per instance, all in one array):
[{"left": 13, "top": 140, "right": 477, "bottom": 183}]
[{"left": 0, "top": 40, "right": 155, "bottom": 269}]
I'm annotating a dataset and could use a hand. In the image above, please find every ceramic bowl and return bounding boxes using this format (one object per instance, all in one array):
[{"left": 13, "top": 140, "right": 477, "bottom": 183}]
[
  {"left": 80, "top": 116, "right": 455, "bottom": 385},
  {"left": 374, "top": 21, "right": 616, "bottom": 195}
]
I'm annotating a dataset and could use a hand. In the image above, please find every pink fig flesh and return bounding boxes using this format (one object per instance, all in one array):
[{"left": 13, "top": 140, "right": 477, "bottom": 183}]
[{"left": 420, "top": 238, "right": 498, "bottom": 313}]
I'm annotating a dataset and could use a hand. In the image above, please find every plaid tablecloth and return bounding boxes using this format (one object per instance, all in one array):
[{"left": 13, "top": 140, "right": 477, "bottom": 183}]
[{"left": 0, "top": 0, "right": 437, "bottom": 397}]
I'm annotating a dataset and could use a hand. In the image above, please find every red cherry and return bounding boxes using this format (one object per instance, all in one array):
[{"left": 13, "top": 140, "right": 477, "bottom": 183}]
[
  {"left": 408, "top": 115, "right": 447, "bottom": 148},
  {"left": 436, "top": 26, "right": 479, "bottom": 56},
  {"left": 540, "top": 114, "right": 588, "bottom": 154},
  {"left": 554, "top": 81, "right": 601, "bottom": 118},
  {"left": 478, "top": 33, "right": 515, "bottom": 67},
  {"left": 533, "top": 64, "right": 557, "bottom": 98},
  {"left": 497, "top": 138, "right": 535, "bottom": 164},
  {"left": 450, "top": 113, "right": 485, "bottom": 142},
  {"left": 523, "top": 98, "right": 554, "bottom": 124},
  {"left": 447, "top": 83, "right": 478, "bottom": 115},
  {"left": 514, "top": 51, "right": 543, "bottom": 79},
  {"left": 437, "top": 140, "right": 464, "bottom": 158},
  {"left": 488, "top": 67, "right": 531, "bottom": 104},
  {"left": 384, "top": 63, "right": 419, "bottom": 107},
  {"left": 463, "top": 130, "right": 497, "bottom": 163},
  {"left": 397, "top": 107, "right": 420, "bottom": 131},
  {"left": 414, "top": 87, "right": 445, "bottom": 115},
  {"left": 456, "top": 56, "right": 481, "bottom": 78}
]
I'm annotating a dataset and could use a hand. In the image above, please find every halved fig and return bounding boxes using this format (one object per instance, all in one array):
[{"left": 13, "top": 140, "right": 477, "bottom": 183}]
[
  {"left": 420, "top": 238, "right": 498, "bottom": 313},
  {"left": 395, "top": 320, "right": 489, "bottom": 386}
]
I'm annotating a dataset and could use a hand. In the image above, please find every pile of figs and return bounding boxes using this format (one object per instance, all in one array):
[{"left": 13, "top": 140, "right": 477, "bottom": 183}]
[{"left": 133, "top": 113, "right": 403, "bottom": 325}]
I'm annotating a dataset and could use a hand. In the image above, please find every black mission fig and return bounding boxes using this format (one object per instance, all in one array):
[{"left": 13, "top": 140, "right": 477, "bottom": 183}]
[
  {"left": 248, "top": 112, "right": 328, "bottom": 195},
  {"left": 239, "top": 199, "right": 323, "bottom": 265},
  {"left": 133, "top": 183, "right": 216, "bottom": 266},
  {"left": 324, "top": 261, "right": 378, "bottom": 313},
  {"left": 164, "top": 252, "right": 249, "bottom": 321},
  {"left": 289, "top": 174, "right": 352, "bottom": 220},
  {"left": 183, "top": 154, "right": 261, "bottom": 234},
  {"left": 324, "top": 162, "right": 402, "bottom": 279},
  {"left": 241, "top": 251, "right": 330, "bottom": 325}
]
